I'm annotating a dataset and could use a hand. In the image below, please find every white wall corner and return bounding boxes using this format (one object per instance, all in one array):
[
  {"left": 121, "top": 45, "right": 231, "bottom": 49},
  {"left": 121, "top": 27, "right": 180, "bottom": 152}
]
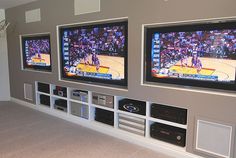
[{"left": 0, "top": 9, "right": 10, "bottom": 101}]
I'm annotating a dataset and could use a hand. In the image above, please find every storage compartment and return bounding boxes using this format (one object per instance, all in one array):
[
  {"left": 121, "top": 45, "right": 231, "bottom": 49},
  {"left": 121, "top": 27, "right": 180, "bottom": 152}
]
[
  {"left": 118, "top": 113, "right": 145, "bottom": 136},
  {"left": 95, "top": 108, "right": 114, "bottom": 126},
  {"left": 118, "top": 98, "right": 146, "bottom": 116},
  {"left": 39, "top": 94, "right": 50, "bottom": 107},
  {"left": 150, "top": 122, "right": 186, "bottom": 147},
  {"left": 71, "top": 89, "right": 88, "bottom": 102},
  {"left": 92, "top": 92, "right": 114, "bottom": 108},
  {"left": 54, "top": 99, "right": 67, "bottom": 112},
  {"left": 151, "top": 103, "right": 187, "bottom": 125},
  {"left": 38, "top": 82, "right": 50, "bottom": 94},
  {"left": 71, "top": 102, "right": 89, "bottom": 119},
  {"left": 53, "top": 86, "right": 67, "bottom": 97}
]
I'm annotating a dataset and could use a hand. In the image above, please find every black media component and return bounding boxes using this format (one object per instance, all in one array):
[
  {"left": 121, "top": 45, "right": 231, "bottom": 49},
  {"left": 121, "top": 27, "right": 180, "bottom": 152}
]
[
  {"left": 59, "top": 20, "right": 128, "bottom": 87},
  {"left": 54, "top": 99, "right": 67, "bottom": 112},
  {"left": 150, "top": 122, "right": 186, "bottom": 147},
  {"left": 118, "top": 99, "right": 146, "bottom": 116},
  {"left": 21, "top": 34, "right": 52, "bottom": 72},
  {"left": 95, "top": 108, "right": 114, "bottom": 126},
  {"left": 40, "top": 94, "right": 50, "bottom": 107},
  {"left": 145, "top": 21, "right": 236, "bottom": 91},
  {"left": 38, "top": 82, "right": 50, "bottom": 93},
  {"left": 53, "top": 86, "right": 67, "bottom": 97},
  {"left": 151, "top": 104, "right": 187, "bottom": 125}
]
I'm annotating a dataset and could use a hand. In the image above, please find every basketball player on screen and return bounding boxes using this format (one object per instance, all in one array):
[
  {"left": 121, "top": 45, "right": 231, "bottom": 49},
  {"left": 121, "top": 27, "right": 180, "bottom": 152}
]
[
  {"left": 92, "top": 52, "right": 100, "bottom": 71},
  {"left": 191, "top": 52, "right": 202, "bottom": 73}
]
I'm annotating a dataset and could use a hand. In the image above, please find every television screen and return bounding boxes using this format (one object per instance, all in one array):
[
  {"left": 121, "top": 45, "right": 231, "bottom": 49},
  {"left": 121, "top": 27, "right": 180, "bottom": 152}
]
[
  {"left": 145, "top": 21, "right": 236, "bottom": 91},
  {"left": 59, "top": 21, "right": 128, "bottom": 87},
  {"left": 22, "top": 34, "right": 51, "bottom": 71}
]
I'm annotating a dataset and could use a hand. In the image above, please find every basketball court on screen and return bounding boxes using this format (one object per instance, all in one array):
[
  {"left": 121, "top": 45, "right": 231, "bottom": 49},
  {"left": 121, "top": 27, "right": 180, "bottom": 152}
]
[
  {"left": 76, "top": 55, "right": 124, "bottom": 79},
  {"left": 170, "top": 57, "right": 236, "bottom": 81},
  {"left": 31, "top": 54, "right": 51, "bottom": 66}
]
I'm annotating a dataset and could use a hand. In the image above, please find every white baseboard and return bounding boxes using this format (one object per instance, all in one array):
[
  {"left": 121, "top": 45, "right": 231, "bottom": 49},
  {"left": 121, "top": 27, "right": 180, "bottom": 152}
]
[{"left": 11, "top": 97, "right": 203, "bottom": 158}]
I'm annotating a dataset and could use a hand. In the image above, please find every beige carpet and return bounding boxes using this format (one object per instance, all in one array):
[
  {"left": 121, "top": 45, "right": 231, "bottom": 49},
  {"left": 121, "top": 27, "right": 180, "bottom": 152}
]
[{"left": 0, "top": 101, "right": 174, "bottom": 158}]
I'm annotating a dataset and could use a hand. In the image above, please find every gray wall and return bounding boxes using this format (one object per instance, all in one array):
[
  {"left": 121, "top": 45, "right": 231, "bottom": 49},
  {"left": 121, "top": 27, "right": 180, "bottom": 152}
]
[
  {"left": 5, "top": 0, "right": 236, "bottom": 157},
  {"left": 0, "top": 9, "right": 10, "bottom": 101}
]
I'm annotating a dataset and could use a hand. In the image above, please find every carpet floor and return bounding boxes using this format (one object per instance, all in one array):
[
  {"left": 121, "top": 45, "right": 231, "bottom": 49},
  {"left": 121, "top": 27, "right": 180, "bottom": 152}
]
[{"left": 0, "top": 101, "right": 174, "bottom": 158}]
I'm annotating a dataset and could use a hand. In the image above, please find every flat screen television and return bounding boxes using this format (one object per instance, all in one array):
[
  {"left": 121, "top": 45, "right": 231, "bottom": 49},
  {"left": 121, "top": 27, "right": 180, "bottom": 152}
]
[
  {"left": 21, "top": 34, "right": 52, "bottom": 71},
  {"left": 59, "top": 20, "right": 128, "bottom": 87},
  {"left": 145, "top": 21, "right": 236, "bottom": 91}
]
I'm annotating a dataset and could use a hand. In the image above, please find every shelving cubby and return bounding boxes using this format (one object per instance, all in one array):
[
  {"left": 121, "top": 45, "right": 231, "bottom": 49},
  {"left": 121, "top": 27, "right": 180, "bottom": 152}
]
[{"left": 35, "top": 81, "right": 188, "bottom": 152}]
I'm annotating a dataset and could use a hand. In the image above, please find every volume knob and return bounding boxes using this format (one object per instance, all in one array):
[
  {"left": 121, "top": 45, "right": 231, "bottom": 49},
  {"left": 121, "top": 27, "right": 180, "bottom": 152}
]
[{"left": 177, "top": 136, "right": 182, "bottom": 141}]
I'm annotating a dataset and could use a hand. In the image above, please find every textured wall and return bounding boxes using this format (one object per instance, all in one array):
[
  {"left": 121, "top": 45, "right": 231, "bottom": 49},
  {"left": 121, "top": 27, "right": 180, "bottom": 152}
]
[
  {"left": 5, "top": 0, "right": 236, "bottom": 157},
  {"left": 0, "top": 9, "right": 10, "bottom": 101}
]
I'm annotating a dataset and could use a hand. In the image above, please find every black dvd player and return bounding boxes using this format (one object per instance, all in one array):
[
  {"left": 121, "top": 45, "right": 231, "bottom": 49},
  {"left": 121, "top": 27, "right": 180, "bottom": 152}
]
[
  {"left": 118, "top": 99, "right": 146, "bottom": 116},
  {"left": 151, "top": 104, "right": 187, "bottom": 125},
  {"left": 95, "top": 108, "right": 114, "bottom": 126},
  {"left": 150, "top": 122, "right": 186, "bottom": 147}
]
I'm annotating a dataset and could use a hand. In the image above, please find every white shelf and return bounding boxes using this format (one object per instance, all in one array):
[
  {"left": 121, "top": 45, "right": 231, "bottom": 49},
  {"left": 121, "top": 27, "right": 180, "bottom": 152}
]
[
  {"left": 92, "top": 120, "right": 115, "bottom": 129},
  {"left": 35, "top": 81, "right": 189, "bottom": 155},
  {"left": 70, "top": 99, "right": 89, "bottom": 105},
  {"left": 37, "top": 91, "right": 50, "bottom": 96},
  {"left": 38, "top": 104, "right": 50, "bottom": 108},
  {"left": 148, "top": 117, "right": 187, "bottom": 129},
  {"left": 91, "top": 104, "right": 114, "bottom": 112},
  {"left": 147, "top": 136, "right": 187, "bottom": 152},
  {"left": 118, "top": 110, "right": 146, "bottom": 119},
  {"left": 52, "top": 95, "right": 68, "bottom": 100}
]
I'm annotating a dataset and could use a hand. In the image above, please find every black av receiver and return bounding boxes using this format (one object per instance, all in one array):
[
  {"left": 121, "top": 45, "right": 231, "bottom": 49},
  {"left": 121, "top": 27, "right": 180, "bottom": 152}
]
[
  {"left": 118, "top": 99, "right": 146, "bottom": 116},
  {"left": 38, "top": 82, "right": 50, "bottom": 93},
  {"left": 150, "top": 122, "right": 186, "bottom": 147},
  {"left": 151, "top": 104, "right": 187, "bottom": 125},
  {"left": 95, "top": 108, "right": 114, "bottom": 126}
]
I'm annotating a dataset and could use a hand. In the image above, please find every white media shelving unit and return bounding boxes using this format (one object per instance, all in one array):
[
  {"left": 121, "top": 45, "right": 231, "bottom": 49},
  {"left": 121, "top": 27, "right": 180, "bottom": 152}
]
[{"left": 35, "top": 81, "right": 192, "bottom": 157}]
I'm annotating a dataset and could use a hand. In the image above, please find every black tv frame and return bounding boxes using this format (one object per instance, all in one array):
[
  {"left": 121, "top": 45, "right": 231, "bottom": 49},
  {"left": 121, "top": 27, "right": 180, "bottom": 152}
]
[
  {"left": 145, "top": 21, "right": 236, "bottom": 91},
  {"left": 21, "top": 34, "right": 52, "bottom": 72},
  {"left": 59, "top": 20, "right": 128, "bottom": 87}
]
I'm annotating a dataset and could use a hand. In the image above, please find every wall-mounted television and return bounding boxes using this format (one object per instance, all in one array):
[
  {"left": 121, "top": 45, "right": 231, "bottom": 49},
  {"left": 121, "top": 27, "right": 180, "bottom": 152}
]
[
  {"left": 145, "top": 21, "right": 236, "bottom": 91},
  {"left": 59, "top": 20, "right": 128, "bottom": 87},
  {"left": 21, "top": 34, "right": 52, "bottom": 71}
]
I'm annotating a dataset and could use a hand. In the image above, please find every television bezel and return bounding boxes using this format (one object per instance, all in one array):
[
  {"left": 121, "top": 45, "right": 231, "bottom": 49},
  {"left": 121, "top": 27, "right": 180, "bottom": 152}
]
[
  {"left": 145, "top": 20, "right": 236, "bottom": 91},
  {"left": 59, "top": 20, "right": 128, "bottom": 87},
  {"left": 21, "top": 34, "right": 52, "bottom": 72}
]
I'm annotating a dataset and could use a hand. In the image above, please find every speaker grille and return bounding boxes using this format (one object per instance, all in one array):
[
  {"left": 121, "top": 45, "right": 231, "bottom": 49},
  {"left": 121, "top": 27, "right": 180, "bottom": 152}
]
[
  {"left": 196, "top": 119, "right": 233, "bottom": 158},
  {"left": 24, "top": 83, "right": 33, "bottom": 101}
]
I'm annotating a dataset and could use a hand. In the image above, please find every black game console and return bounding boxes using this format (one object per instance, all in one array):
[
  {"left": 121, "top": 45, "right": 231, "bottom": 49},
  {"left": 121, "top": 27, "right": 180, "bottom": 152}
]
[
  {"left": 53, "top": 86, "right": 67, "bottom": 97},
  {"left": 95, "top": 108, "right": 114, "bottom": 126},
  {"left": 54, "top": 99, "right": 67, "bottom": 112},
  {"left": 150, "top": 122, "right": 186, "bottom": 147},
  {"left": 151, "top": 104, "right": 187, "bottom": 125},
  {"left": 38, "top": 82, "right": 50, "bottom": 93},
  {"left": 40, "top": 94, "right": 50, "bottom": 107},
  {"left": 119, "top": 99, "right": 146, "bottom": 116}
]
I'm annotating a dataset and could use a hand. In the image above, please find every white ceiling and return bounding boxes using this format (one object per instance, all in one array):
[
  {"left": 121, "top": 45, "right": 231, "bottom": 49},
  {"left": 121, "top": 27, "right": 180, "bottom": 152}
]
[{"left": 0, "top": 0, "right": 38, "bottom": 9}]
